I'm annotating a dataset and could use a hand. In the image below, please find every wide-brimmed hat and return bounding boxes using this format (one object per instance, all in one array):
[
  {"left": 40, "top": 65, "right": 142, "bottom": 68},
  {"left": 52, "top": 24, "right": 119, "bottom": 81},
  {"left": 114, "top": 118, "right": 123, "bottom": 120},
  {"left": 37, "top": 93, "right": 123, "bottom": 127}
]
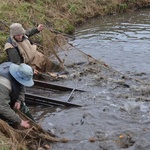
[
  {"left": 9, "top": 63, "right": 34, "bottom": 87},
  {"left": 10, "top": 23, "right": 25, "bottom": 36}
]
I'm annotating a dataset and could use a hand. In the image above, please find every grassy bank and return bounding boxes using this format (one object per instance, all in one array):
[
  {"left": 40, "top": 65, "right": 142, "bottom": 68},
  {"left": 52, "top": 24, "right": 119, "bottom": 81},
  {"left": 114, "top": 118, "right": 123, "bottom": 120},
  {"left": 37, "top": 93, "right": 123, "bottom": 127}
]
[
  {"left": 0, "top": 0, "right": 149, "bottom": 49},
  {"left": 0, "top": 0, "right": 149, "bottom": 63}
]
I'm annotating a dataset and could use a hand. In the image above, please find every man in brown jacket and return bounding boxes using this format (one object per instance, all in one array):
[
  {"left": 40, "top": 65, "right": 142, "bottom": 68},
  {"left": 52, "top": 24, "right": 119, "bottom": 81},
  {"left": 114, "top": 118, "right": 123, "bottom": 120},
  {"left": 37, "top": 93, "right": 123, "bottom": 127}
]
[{"left": 4, "top": 23, "right": 67, "bottom": 75}]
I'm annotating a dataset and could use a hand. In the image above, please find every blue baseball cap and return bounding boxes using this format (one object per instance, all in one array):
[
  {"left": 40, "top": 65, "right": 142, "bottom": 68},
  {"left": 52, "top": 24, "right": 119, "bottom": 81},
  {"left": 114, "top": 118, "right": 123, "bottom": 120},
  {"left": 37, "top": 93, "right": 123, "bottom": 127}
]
[{"left": 9, "top": 63, "right": 34, "bottom": 87}]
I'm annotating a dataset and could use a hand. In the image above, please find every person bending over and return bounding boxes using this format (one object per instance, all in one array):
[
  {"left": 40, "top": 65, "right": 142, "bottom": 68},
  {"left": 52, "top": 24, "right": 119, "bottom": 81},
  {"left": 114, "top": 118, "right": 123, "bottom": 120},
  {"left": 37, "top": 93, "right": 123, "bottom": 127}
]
[{"left": 0, "top": 62, "right": 34, "bottom": 128}]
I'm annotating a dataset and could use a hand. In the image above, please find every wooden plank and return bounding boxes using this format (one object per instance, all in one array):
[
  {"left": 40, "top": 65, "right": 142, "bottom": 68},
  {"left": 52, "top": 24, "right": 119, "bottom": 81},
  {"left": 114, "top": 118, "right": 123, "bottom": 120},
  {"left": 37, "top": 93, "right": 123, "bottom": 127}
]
[
  {"left": 33, "top": 79, "right": 86, "bottom": 92},
  {"left": 25, "top": 92, "right": 82, "bottom": 107}
]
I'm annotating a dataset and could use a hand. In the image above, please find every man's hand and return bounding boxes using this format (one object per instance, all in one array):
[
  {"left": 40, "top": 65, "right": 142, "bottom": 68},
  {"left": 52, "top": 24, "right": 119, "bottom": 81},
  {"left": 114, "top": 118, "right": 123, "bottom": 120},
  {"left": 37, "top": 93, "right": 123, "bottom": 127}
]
[
  {"left": 37, "top": 24, "right": 44, "bottom": 31},
  {"left": 14, "top": 101, "right": 21, "bottom": 110},
  {"left": 20, "top": 120, "right": 30, "bottom": 128},
  {"left": 34, "top": 68, "right": 39, "bottom": 74}
]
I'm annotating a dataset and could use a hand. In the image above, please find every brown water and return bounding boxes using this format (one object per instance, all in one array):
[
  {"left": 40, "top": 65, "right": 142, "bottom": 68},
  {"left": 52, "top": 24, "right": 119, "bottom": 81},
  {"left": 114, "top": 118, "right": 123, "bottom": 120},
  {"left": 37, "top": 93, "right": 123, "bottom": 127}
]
[{"left": 31, "top": 8, "right": 150, "bottom": 150}]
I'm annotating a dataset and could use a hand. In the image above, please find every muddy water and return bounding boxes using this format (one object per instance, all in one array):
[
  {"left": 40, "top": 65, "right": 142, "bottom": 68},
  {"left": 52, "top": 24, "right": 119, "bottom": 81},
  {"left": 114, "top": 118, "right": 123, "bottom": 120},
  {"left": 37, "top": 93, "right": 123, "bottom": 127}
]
[
  {"left": 31, "top": 9, "right": 150, "bottom": 150},
  {"left": 71, "top": 9, "right": 150, "bottom": 74}
]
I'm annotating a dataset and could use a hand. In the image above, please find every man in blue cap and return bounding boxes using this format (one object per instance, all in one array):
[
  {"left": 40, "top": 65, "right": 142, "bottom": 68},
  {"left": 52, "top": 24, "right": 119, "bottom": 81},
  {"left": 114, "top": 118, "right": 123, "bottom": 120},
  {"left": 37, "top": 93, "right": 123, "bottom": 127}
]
[{"left": 0, "top": 62, "right": 34, "bottom": 128}]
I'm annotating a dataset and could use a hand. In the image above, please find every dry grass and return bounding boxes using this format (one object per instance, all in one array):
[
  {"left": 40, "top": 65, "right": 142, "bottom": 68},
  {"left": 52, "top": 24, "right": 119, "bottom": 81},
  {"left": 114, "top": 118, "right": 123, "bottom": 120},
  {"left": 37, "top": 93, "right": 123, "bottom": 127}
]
[{"left": 0, "top": 118, "right": 69, "bottom": 150}]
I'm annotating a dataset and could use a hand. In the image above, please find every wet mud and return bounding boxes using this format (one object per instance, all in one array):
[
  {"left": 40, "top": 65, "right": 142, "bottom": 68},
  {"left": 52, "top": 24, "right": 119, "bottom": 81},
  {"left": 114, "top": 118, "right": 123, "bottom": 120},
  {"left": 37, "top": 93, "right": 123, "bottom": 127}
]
[{"left": 29, "top": 9, "right": 150, "bottom": 150}]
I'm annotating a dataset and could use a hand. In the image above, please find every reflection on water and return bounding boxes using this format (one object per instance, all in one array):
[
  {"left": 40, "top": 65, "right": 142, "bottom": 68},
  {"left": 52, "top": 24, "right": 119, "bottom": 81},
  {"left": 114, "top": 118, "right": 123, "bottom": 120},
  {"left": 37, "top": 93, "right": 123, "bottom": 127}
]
[{"left": 71, "top": 9, "right": 150, "bottom": 73}]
